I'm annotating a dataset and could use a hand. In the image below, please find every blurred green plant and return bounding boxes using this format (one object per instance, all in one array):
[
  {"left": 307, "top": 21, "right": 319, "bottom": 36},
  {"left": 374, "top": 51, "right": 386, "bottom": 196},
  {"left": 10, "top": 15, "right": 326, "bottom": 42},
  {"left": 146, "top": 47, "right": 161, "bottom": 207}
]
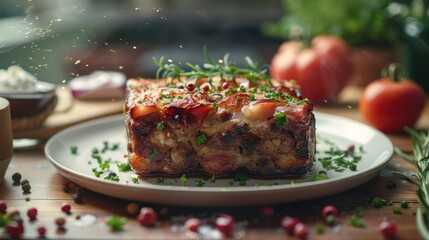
[{"left": 262, "top": 0, "right": 408, "bottom": 47}]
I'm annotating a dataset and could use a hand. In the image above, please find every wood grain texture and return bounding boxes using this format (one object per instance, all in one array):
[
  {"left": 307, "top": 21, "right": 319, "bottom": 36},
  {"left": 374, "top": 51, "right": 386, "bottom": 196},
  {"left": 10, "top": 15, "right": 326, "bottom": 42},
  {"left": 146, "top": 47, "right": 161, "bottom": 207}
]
[{"left": 1, "top": 98, "right": 428, "bottom": 239}]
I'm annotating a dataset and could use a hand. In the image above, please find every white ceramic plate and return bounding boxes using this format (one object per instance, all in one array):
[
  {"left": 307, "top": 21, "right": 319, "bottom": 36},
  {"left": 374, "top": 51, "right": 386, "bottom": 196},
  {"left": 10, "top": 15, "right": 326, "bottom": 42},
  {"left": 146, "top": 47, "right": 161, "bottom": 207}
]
[{"left": 45, "top": 113, "right": 393, "bottom": 206}]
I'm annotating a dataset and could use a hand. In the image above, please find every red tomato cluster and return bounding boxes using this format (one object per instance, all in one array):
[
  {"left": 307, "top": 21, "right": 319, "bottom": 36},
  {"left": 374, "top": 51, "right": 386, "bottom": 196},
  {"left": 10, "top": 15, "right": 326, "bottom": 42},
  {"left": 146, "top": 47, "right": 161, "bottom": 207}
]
[{"left": 271, "top": 35, "right": 353, "bottom": 104}]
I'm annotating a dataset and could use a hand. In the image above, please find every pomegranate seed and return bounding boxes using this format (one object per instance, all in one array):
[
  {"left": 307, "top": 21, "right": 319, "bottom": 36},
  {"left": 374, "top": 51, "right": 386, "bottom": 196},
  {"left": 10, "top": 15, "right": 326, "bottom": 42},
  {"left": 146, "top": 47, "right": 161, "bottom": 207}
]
[
  {"left": 281, "top": 216, "right": 300, "bottom": 236},
  {"left": 6, "top": 221, "right": 23, "bottom": 238},
  {"left": 261, "top": 206, "right": 274, "bottom": 217},
  {"left": 27, "top": 207, "right": 38, "bottom": 221},
  {"left": 62, "top": 181, "right": 70, "bottom": 187},
  {"left": 177, "top": 83, "right": 185, "bottom": 89},
  {"left": 322, "top": 205, "right": 338, "bottom": 218},
  {"left": 186, "top": 83, "right": 195, "bottom": 91},
  {"left": 0, "top": 201, "right": 7, "bottom": 214},
  {"left": 185, "top": 218, "right": 201, "bottom": 232},
  {"left": 221, "top": 82, "right": 229, "bottom": 90},
  {"left": 61, "top": 203, "right": 71, "bottom": 214},
  {"left": 215, "top": 214, "right": 235, "bottom": 237},
  {"left": 379, "top": 220, "right": 397, "bottom": 238},
  {"left": 200, "top": 83, "right": 210, "bottom": 92},
  {"left": 137, "top": 207, "right": 157, "bottom": 226},
  {"left": 38, "top": 226, "right": 46, "bottom": 236},
  {"left": 294, "top": 223, "right": 309, "bottom": 240}
]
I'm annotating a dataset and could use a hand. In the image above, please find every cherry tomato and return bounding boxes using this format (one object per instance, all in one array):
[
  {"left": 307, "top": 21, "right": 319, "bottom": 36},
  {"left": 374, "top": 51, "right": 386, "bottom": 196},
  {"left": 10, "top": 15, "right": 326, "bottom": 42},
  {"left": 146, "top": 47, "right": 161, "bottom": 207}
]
[
  {"left": 270, "top": 35, "right": 352, "bottom": 104},
  {"left": 359, "top": 65, "right": 426, "bottom": 132},
  {"left": 379, "top": 220, "right": 397, "bottom": 238}
]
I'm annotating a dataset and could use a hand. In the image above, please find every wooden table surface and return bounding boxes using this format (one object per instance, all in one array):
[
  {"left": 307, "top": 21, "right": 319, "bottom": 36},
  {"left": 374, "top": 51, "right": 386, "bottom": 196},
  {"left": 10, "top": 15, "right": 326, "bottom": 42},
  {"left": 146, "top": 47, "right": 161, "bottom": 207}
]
[{"left": 1, "top": 92, "right": 428, "bottom": 239}]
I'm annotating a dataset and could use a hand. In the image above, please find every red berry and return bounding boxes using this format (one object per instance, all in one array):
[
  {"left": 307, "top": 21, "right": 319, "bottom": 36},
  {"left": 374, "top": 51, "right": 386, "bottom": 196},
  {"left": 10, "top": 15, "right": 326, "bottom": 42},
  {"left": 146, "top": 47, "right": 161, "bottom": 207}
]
[
  {"left": 61, "top": 203, "right": 71, "bottom": 214},
  {"left": 215, "top": 214, "right": 235, "bottom": 237},
  {"left": 281, "top": 216, "right": 300, "bottom": 235},
  {"left": 379, "top": 220, "right": 397, "bottom": 238},
  {"left": 0, "top": 201, "right": 7, "bottom": 214},
  {"left": 62, "top": 181, "right": 70, "bottom": 187},
  {"left": 186, "top": 83, "right": 195, "bottom": 91},
  {"left": 221, "top": 82, "right": 229, "bottom": 90},
  {"left": 137, "top": 207, "right": 157, "bottom": 226},
  {"left": 294, "top": 223, "right": 309, "bottom": 240},
  {"left": 6, "top": 221, "right": 23, "bottom": 238},
  {"left": 27, "top": 207, "right": 38, "bottom": 221},
  {"left": 185, "top": 218, "right": 201, "bottom": 232},
  {"left": 177, "top": 83, "right": 185, "bottom": 89},
  {"left": 38, "top": 226, "right": 46, "bottom": 236},
  {"left": 261, "top": 206, "right": 274, "bottom": 217},
  {"left": 322, "top": 205, "right": 338, "bottom": 219}
]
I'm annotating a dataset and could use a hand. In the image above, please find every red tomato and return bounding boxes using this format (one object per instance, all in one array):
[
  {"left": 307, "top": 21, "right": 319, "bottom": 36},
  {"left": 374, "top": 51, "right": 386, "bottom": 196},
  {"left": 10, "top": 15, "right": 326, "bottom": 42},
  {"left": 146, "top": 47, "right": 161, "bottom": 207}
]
[
  {"left": 359, "top": 78, "right": 426, "bottom": 132},
  {"left": 270, "top": 35, "right": 352, "bottom": 104}
]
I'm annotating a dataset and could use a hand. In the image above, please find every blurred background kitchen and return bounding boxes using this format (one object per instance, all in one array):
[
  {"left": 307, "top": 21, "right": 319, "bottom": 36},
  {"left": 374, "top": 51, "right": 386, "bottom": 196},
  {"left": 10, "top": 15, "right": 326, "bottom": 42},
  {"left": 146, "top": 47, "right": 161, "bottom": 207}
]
[{"left": 0, "top": 0, "right": 428, "bottom": 140}]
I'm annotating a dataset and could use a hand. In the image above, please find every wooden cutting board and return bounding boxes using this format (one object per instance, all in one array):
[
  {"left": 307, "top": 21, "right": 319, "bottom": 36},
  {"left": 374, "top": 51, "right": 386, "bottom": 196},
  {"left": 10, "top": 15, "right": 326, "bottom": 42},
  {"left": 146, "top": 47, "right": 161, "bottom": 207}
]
[{"left": 12, "top": 88, "right": 124, "bottom": 140}]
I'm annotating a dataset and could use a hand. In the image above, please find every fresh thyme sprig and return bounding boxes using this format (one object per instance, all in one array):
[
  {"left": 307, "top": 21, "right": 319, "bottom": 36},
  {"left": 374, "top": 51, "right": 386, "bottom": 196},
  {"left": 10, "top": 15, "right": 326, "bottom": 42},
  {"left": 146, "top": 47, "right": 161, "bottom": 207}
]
[
  {"left": 152, "top": 46, "right": 270, "bottom": 88},
  {"left": 392, "top": 127, "right": 429, "bottom": 239}
]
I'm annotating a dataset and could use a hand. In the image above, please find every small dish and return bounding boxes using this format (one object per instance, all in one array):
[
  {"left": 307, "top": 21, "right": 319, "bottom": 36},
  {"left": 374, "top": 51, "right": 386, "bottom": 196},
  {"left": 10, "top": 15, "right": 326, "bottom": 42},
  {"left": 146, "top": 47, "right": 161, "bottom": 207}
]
[{"left": 0, "top": 66, "right": 58, "bottom": 131}]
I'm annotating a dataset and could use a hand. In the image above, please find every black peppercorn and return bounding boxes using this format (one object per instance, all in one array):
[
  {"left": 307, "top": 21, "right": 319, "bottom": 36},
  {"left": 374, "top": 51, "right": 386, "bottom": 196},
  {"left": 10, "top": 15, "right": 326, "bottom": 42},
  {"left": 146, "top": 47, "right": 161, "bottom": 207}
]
[
  {"left": 22, "top": 183, "right": 31, "bottom": 193},
  {"left": 20, "top": 179, "right": 29, "bottom": 186},
  {"left": 73, "top": 193, "right": 83, "bottom": 204},
  {"left": 11, "top": 173, "right": 22, "bottom": 184}
]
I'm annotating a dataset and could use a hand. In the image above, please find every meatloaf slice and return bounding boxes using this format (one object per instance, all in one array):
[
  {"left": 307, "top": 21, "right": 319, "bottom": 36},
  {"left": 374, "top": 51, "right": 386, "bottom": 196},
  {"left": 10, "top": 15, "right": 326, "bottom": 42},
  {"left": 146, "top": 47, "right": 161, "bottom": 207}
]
[{"left": 124, "top": 78, "right": 315, "bottom": 178}]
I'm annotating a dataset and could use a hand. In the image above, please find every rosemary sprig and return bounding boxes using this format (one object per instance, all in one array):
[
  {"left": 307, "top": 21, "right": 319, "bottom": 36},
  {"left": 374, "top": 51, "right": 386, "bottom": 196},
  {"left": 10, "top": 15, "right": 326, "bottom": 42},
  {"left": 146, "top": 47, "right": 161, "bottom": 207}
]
[
  {"left": 392, "top": 127, "right": 429, "bottom": 239},
  {"left": 152, "top": 46, "right": 270, "bottom": 87}
]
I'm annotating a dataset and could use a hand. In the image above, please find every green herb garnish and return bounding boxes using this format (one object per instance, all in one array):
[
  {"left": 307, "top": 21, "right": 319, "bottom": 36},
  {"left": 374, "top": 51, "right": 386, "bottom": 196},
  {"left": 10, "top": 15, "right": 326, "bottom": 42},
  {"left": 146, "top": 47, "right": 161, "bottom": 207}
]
[
  {"left": 104, "top": 172, "right": 120, "bottom": 181},
  {"left": 393, "top": 208, "right": 403, "bottom": 215},
  {"left": 393, "top": 128, "right": 429, "bottom": 239},
  {"left": 315, "top": 224, "right": 325, "bottom": 234},
  {"left": 156, "top": 122, "right": 165, "bottom": 131},
  {"left": 70, "top": 146, "right": 78, "bottom": 155},
  {"left": 25, "top": 197, "right": 31, "bottom": 202},
  {"left": 401, "top": 200, "right": 409, "bottom": 209},
  {"left": 117, "top": 162, "right": 132, "bottom": 172},
  {"left": 180, "top": 174, "right": 187, "bottom": 184},
  {"left": 311, "top": 172, "right": 329, "bottom": 181},
  {"left": 0, "top": 213, "right": 9, "bottom": 228},
  {"left": 210, "top": 175, "right": 216, "bottom": 183},
  {"left": 348, "top": 215, "right": 365, "bottom": 228},
  {"left": 386, "top": 179, "right": 397, "bottom": 189},
  {"left": 196, "top": 133, "right": 207, "bottom": 146},
  {"left": 106, "top": 216, "right": 127, "bottom": 231},
  {"left": 131, "top": 177, "right": 139, "bottom": 184},
  {"left": 148, "top": 147, "right": 158, "bottom": 160},
  {"left": 274, "top": 113, "right": 288, "bottom": 127},
  {"left": 195, "top": 179, "right": 205, "bottom": 187},
  {"left": 153, "top": 46, "right": 270, "bottom": 88},
  {"left": 234, "top": 170, "right": 249, "bottom": 186},
  {"left": 355, "top": 206, "right": 364, "bottom": 217},
  {"left": 317, "top": 136, "right": 363, "bottom": 172},
  {"left": 372, "top": 197, "right": 392, "bottom": 208},
  {"left": 157, "top": 177, "right": 165, "bottom": 184},
  {"left": 92, "top": 168, "right": 104, "bottom": 178}
]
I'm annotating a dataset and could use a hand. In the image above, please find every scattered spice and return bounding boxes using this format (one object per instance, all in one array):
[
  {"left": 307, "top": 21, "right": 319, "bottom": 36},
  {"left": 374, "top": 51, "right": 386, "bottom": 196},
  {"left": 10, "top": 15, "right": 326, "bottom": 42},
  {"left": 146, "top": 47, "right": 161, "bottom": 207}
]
[
  {"left": 317, "top": 136, "right": 362, "bottom": 172},
  {"left": 106, "top": 216, "right": 127, "bottom": 231}
]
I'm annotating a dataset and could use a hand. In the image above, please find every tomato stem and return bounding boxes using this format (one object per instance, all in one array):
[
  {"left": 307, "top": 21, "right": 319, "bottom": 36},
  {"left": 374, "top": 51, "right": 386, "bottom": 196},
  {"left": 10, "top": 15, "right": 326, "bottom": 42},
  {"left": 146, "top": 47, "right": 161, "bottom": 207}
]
[{"left": 384, "top": 63, "right": 401, "bottom": 82}]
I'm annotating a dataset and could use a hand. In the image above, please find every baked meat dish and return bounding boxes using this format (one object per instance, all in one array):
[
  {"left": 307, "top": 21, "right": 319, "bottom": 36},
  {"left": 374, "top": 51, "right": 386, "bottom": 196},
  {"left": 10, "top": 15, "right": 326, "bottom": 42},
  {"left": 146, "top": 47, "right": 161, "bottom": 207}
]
[{"left": 124, "top": 75, "right": 315, "bottom": 178}]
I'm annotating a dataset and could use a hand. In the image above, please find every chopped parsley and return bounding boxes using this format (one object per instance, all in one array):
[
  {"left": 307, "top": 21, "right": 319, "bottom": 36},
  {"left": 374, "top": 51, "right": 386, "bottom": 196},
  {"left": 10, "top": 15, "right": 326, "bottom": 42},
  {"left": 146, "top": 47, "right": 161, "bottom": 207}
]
[
  {"left": 234, "top": 170, "right": 249, "bottom": 186},
  {"left": 156, "top": 122, "right": 165, "bottom": 131},
  {"left": 401, "top": 200, "right": 409, "bottom": 208},
  {"left": 355, "top": 206, "right": 364, "bottom": 217},
  {"left": 25, "top": 197, "right": 31, "bottom": 202},
  {"left": 372, "top": 197, "right": 392, "bottom": 208},
  {"left": 210, "top": 175, "right": 216, "bottom": 183},
  {"left": 392, "top": 208, "right": 402, "bottom": 215},
  {"left": 349, "top": 215, "right": 365, "bottom": 228},
  {"left": 311, "top": 172, "right": 329, "bottom": 181},
  {"left": 156, "top": 177, "right": 165, "bottom": 184},
  {"left": 148, "top": 147, "right": 158, "bottom": 160},
  {"left": 117, "top": 162, "right": 132, "bottom": 172},
  {"left": 274, "top": 113, "right": 288, "bottom": 127},
  {"left": 70, "top": 146, "right": 78, "bottom": 155},
  {"left": 106, "top": 216, "right": 127, "bottom": 231},
  {"left": 195, "top": 179, "right": 205, "bottom": 187},
  {"left": 317, "top": 136, "right": 363, "bottom": 172},
  {"left": 386, "top": 180, "right": 397, "bottom": 189},
  {"left": 315, "top": 224, "right": 325, "bottom": 234},
  {"left": 180, "top": 174, "right": 187, "bottom": 184},
  {"left": 196, "top": 133, "right": 207, "bottom": 146},
  {"left": 100, "top": 161, "right": 110, "bottom": 171},
  {"left": 131, "top": 177, "right": 139, "bottom": 184},
  {"left": 92, "top": 168, "right": 104, "bottom": 178},
  {"left": 104, "top": 172, "right": 120, "bottom": 181}
]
